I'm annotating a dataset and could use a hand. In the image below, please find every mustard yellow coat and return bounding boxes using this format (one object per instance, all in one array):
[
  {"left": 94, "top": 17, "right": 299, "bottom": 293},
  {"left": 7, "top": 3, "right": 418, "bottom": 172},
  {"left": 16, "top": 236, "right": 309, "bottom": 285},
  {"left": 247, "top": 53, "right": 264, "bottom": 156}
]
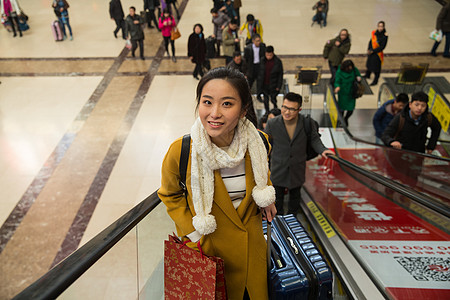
[{"left": 158, "top": 137, "right": 270, "bottom": 300}]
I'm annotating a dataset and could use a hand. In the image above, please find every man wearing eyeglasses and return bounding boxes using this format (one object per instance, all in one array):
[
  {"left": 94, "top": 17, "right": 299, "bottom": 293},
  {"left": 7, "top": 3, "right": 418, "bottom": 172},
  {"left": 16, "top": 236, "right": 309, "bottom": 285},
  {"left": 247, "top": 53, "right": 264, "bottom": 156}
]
[{"left": 264, "top": 92, "right": 334, "bottom": 215}]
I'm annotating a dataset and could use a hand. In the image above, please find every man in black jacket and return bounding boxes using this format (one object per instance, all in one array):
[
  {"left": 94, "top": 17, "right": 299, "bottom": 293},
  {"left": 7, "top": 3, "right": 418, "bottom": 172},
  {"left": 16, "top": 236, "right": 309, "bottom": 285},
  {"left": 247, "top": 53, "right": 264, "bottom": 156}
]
[
  {"left": 143, "top": 0, "right": 160, "bottom": 30},
  {"left": 125, "top": 6, "right": 145, "bottom": 60},
  {"left": 382, "top": 91, "right": 441, "bottom": 153},
  {"left": 110, "top": 0, "right": 126, "bottom": 39},
  {"left": 243, "top": 34, "right": 265, "bottom": 95},
  {"left": 257, "top": 46, "right": 284, "bottom": 112}
]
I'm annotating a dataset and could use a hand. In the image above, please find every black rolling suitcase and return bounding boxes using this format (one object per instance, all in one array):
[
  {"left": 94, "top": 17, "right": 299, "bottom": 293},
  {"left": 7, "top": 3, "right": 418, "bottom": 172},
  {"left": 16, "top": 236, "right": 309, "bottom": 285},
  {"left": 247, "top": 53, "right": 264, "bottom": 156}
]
[{"left": 263, "top": 214, "right": 333, "bottom": 299}]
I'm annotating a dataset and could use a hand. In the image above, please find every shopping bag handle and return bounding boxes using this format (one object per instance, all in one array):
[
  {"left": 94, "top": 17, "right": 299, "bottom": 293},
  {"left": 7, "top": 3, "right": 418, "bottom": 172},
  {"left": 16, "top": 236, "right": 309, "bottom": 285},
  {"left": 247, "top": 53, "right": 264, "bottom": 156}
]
[{"left": 180, "top": 239, "right": 205, "bottom": 258}]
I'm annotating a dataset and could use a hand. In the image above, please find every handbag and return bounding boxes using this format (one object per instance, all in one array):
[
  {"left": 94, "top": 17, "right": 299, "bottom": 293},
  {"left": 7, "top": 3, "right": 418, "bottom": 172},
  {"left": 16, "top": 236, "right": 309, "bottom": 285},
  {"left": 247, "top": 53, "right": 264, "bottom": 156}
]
[
  {"left": 125, "top": 39, "right": 132, "bottom": 49},
  {"left": 429, "top": 29, "right": 443, "bottom": 42},
  {"left": 171, "top": 27, "right": 181, "bottom": 40},
  {"left": 352, "top": 70, "right": 364, "bottom": 99},
  {"left": 352, "top": 80, "right": 364, "bottom": 99},
  {"left": 164, "top": 234, "right": 227, "bottom": 299}
]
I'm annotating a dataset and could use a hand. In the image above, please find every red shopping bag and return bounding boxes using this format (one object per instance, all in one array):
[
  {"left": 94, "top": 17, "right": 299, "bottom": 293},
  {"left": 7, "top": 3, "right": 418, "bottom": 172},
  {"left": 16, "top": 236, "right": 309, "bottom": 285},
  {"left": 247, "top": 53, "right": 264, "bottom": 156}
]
[{"left": 164, "top": 234, "right": 227, "bottom": 299}]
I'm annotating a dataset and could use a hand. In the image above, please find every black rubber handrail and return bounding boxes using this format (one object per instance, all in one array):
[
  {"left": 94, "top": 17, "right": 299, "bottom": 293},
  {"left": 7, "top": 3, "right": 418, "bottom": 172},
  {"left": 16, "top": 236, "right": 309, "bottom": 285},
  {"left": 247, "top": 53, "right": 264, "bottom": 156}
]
[
  {"left": 326, "top": 83, "right": 450, "bottom": 162},
  {"left": 327, "top": 154, "right": 450, "bottom": 219},
  {"left": 12, "top": 191, "right": 162, "bottom": 300}
]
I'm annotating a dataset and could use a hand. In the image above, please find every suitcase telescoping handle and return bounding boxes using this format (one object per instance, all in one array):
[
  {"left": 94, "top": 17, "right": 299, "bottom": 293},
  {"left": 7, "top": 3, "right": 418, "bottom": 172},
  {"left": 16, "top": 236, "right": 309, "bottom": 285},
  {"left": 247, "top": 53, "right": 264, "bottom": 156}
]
[
  {"left": 267, "top": 221, "right": 272, "bottom": 270},
  {"left": 267, "top": 221, "right": 283, "bottom": 270}
]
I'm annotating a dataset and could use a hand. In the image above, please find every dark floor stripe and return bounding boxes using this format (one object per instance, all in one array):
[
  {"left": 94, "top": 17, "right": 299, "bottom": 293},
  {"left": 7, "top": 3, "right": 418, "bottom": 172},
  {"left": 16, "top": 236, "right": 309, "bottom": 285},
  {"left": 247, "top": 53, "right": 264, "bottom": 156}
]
[
  {"left": 0, "top": 57, "right": 117, "bottom": 61},
  {"left": 50, "top": 0, "right": 190, "bottom": 267},
  {"left": 0, "top": 48, "right": 129, "bottom": 255}
]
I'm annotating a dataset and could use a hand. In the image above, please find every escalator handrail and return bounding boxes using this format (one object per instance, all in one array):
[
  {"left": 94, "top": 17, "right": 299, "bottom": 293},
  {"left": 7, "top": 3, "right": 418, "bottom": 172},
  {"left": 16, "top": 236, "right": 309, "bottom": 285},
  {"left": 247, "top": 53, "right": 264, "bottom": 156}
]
[
  {"left": 12, "top": 191, "right": 162, "bottom": 300},
  {"left": 327, "top": 154, "right": 450, "bottom": 219},
  {"left": 377, "top": 82, "right": 395, "bottom": 108},
  {"left": 326, "top": 83, "right": 450, "bottom": 162},
  {"left": 422, "top": 81, "right": 450, "bottom": 107}
]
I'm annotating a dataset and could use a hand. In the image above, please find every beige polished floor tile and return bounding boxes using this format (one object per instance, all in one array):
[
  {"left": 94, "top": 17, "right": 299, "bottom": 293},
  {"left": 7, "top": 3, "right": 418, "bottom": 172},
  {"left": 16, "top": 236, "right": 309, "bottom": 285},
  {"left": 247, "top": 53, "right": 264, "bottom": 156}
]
[{"left": 0, "top": 76, "right": 101, "bottom": 226}]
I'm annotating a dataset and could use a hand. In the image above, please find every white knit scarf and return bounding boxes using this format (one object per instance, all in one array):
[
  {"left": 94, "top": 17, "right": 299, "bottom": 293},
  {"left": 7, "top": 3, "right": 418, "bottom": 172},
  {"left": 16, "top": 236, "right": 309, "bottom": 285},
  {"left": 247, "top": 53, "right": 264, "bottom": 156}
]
[{"left": 190, "top": 117, "right": 275, "bottom": 235}]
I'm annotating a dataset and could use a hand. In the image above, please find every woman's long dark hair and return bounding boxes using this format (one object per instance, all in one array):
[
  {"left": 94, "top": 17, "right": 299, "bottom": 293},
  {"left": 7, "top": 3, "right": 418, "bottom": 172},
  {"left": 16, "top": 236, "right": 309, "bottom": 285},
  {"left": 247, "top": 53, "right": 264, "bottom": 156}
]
[
  {"left": 341, "top": 59, "right": 355, "bottom": 72},
  {"left": 195, "top": 67, "right": 258, "bottom": 127}
]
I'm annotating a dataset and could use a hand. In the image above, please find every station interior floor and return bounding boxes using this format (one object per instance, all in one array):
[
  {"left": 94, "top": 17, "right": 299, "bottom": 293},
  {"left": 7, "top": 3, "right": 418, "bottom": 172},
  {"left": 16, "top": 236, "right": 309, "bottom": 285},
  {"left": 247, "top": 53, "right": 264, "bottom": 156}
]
[{"left": 1, "top": 0, "right": 450, "bottom": 298}]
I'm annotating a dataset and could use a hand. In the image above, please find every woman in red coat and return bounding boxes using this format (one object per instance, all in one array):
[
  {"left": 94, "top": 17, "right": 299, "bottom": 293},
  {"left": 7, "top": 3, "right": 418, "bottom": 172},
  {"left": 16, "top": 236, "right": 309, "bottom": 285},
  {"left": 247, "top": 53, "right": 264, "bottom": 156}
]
[{"left": 188, "top": 24, "right": 207, "bottom": 79}]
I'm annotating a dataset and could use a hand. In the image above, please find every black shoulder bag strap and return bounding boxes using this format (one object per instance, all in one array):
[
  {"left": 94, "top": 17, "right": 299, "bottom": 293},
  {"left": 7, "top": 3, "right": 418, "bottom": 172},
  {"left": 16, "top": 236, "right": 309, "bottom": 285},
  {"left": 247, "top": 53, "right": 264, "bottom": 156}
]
[
  {"left": 179, "top": 134, "right": 191, "bottom": 193},
  {"left": 258, "top": 130, "right": 270, "bottom": 155},
  {"left": 304, "top": 115, "right": 312, "bottom": 139}
]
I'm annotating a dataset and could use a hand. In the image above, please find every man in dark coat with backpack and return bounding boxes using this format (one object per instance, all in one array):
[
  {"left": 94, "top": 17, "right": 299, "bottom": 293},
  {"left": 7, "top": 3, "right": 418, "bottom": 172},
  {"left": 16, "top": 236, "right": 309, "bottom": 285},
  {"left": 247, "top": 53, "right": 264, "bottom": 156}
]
[
  {"left": 382, "top": 91, "right": 441, "bottom": 153},
  {"left": 110, "top": 0, "right": 126, "bottom": 39},
  {"left": 264, "top": 92, "right": 333, "bottom": 215}
]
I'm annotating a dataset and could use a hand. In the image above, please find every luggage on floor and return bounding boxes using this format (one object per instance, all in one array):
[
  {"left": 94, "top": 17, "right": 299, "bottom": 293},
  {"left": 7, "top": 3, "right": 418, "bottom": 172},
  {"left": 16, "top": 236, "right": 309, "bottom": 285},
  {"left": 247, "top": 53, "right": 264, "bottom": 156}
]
[
  {"left": 51, "top": 20, "right": 63, "bottom": 41},
  {"left": 18, "top": 20, "right": 29, "bottom": 31},
  {"left": 263, "top": 214, "right": 333, "bottom": 299},
  {"left": 1, "top": 17, "right": 12, "bottom": 32},
  {"left": 205, "top": 35, "right": 217, "bottom": 59},
  {"left": 18, "top": 14, "right": 29, "bottom": 31}
]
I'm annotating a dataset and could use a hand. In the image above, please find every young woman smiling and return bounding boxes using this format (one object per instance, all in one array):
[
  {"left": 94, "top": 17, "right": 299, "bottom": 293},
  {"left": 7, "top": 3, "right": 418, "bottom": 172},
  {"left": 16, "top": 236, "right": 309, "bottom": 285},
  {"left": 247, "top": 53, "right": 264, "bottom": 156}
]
[{"left": 158, "top": 67, "right": 276, "bottom": 299}]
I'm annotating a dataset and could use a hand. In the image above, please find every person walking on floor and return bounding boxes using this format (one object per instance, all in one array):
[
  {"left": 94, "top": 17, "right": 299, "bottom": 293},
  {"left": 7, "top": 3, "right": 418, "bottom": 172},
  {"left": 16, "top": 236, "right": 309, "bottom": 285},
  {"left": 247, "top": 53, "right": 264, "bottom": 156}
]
[
  {"left": 211, "top": 7, "right": 230, "bottom": 57},
  {"left": 233, "top": 0, "right": 242, "bottom": 25},
  {"left": 1, "top": 0, "right": 22, "bottom": 37},
  {"left": 125, "top": 6, "right": 145, "bottom": 60},
  {"left": 323, "top": 29, "right": 351, "bottom": 84},
  {"left": 159, "top": 8, "right": 177, "bottom": 62},
  {"left": 243, "top": 34, "right": 266, "bottom": 95},
  {"left": 365, "top": 21, "right": 388, "bottom": 86},
  {"left": 188, "top": 23, "right": 207, "bottom": 79},
  {"left": 265, "top": 92, "right": 333, "bottom": 215},
  {"left": 52, "top": 0, "right": 73, "bottom": 40},
  {"left": 165, "top": 0, "right": 179, "bottom": 21},
  {"left": 431, "top": 2, "right": 450, "bottom": 58},
  {"left": 257, "top": 46, "right": 284, "bottom": 112},
  {"left": 158, "top": 67, "right": 276, "bottom": 300},
  {"left": 222, "top": 19, "right": 240, "bottom": 65},
  {"left": 240, "top": 14, "right": 263, "bottom": 45},
  {"left": 334, "top": 59, "right": 362, "bottom": 126},
  {"left": 143, "top": 0, "right": 160, "bottom": 30},
  {"left": 110, "top": 0, "right": 126, "bottom": 39},
  {"left": 312, "top": 0, "right": 328, "bottom": 27}
]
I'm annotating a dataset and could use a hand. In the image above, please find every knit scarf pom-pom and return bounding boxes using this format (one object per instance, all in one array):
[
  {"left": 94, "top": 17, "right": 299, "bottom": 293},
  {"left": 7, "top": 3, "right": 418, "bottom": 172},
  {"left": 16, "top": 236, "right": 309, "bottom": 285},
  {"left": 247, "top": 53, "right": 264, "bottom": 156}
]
[
  {"left": 252, "top": 185, "right": 276, "bottom": 208},
  {"left": 192, "top": 214, "right": 217, "bottom": 235}
]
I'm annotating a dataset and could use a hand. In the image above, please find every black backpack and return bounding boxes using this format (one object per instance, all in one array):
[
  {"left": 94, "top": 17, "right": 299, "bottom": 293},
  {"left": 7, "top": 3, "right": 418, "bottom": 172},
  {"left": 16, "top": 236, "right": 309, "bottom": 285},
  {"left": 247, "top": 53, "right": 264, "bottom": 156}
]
[{"left": 303, "top": 115, "right": 321, "bottom": 160}]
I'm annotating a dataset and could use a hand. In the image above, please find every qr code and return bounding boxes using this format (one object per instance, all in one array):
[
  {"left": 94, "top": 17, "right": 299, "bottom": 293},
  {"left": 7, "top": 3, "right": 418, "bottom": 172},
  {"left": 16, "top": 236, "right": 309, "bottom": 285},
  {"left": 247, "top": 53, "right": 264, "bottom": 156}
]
[{"left": 394, "top": 257, "right": 450, "bottom": 281}]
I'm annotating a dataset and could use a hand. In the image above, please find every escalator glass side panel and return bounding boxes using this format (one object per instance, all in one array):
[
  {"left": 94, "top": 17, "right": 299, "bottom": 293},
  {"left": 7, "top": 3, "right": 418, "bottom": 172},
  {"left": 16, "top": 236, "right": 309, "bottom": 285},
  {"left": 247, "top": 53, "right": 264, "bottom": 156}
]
[
  {"left": 304, "top": 157, "right": 450, "bottom": 300},
  {"left": 58, "top": 229, "right": 139, "bottom": 300}
]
